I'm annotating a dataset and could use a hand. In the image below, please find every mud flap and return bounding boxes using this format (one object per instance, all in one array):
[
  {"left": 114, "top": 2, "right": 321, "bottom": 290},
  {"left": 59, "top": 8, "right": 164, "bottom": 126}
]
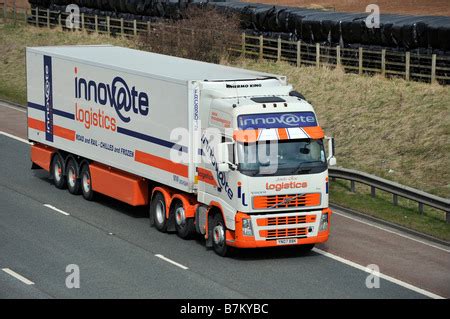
[{"left": 31, "top": 162, "right": 41, "bottom": 170}]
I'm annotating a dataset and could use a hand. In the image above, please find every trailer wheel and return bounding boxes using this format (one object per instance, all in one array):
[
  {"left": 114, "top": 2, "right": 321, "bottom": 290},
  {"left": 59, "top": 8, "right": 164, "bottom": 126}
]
[
  {"left": 66, "top": 159, "right": 81, "bottom": 195},
  {"left": 211, "top": 213, "right": 231, "bottom": 257},
  {"left": 150, "top": 192, "right": 168, "bottom": 232},
  {"left": 80, "top": 164, "right": 94, "bottom": 201},
  {"left": 51, "top": 154, "right": 66, "bottom": 189},
  {"left": 173, "top": 201, "right": 195, "bottom": 239}
]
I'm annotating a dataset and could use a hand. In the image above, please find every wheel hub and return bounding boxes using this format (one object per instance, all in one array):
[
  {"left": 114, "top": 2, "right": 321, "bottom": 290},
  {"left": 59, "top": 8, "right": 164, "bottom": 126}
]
[
  {"left": 213, "top": 224, "right": 225, "bottom": 246},
  {"left": 155, "top": 201, "right": 165, "bottom": 225},
  {"left": 175, "top": 207, "right": 186, "bottom": 226}
]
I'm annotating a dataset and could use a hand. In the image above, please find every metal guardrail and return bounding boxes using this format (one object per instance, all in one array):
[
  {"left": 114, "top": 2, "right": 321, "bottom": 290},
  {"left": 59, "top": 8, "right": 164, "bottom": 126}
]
[{"left": 329, "top": 167, "right": 450, "bottom": 223}]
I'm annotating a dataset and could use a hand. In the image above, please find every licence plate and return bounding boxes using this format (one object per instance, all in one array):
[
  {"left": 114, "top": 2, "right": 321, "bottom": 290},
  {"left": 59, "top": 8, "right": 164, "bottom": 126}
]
[{"left": 277, "top": 238, "right": 298, "bottom": 245}]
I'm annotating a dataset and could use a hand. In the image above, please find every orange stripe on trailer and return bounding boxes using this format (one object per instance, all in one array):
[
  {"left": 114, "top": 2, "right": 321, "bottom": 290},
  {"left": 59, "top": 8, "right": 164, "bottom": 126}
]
[
  {"left": 302, "top": 126, "right": 324, "bottom": 139},
  {"left": 28, "top": 117, "right": 45, "bottom": 132},
  {"left": 277, "top": 128, "right": 289, "bottom": 140},
  {"left": 30, "top": 143, "right": 56, "bottom": 171},
  {"left": 134, "top": 150, "right": 188, "bottom": 178},
  {"left": 27, "top": 117, "right": 75, "bottom": 141},
  {"left": 54, "top": 125, "right": 75, "bottom": 141},
  {"left": 90, "top": 162, "right": 148, "bottom": 206},
  {"left": 197, "top": 167, "right": 217, "bottom": 186}
]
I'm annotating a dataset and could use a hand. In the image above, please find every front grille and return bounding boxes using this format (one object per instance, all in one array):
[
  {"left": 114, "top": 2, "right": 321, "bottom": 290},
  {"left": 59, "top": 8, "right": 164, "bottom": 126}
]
[
  {"left": 253, "top": 193, "right": 321, "bottom": 209},
  {"left": 257, "top": 214, "right": 316, "bottom": 226},
  {"left": 260, "top": 227, "right": 308, "bottom": 239}
]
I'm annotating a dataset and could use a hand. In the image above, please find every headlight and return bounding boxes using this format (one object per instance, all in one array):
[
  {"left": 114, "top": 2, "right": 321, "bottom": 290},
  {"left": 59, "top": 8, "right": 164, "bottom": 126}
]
[
  {"left": 319, "top": 213, "right": 329, "bottom": 231},
  {"left": 242, "top": 218, "right": 253, "bottom": 236}
]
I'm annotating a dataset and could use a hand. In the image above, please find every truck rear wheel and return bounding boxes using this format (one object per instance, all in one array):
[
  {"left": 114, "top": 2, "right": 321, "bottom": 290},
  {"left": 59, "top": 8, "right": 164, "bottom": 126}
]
[
  {"left": 211, "top": 213, "right": 231, "bottom": 257},
  {"left": 173, "top": 201, "right": 195, "bottom": 239},
  {"left": 80, "top": 164, "right": 94, "bottom": 201},
  {"left": 66, "top": 159, "right": 81, "bottom": 195},
  {"left": 150, "top": 192, "right": 168, "bottom": 232},
  {"left": 51, "top": 154, "right": 66, "bottom": 189}
]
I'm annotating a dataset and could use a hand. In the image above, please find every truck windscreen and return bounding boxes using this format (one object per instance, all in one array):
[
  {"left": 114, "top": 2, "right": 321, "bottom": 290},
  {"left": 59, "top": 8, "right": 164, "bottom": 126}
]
[{"left": 237, "top": 139, "right": 327, "bottom": 177}]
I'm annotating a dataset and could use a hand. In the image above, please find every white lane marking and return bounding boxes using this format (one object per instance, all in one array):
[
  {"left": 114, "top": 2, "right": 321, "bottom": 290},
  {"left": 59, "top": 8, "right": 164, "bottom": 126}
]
[
  {"left": 0, "top": 102, "right": 26, "bottom": 113},
  {"left": 313, "top": 248, "right": 444, "bottom": 299},
  {"left": 2, "top": 268, "right": 35, "bottom": 285},
  {"left": 0, "top": 131, "right": 31, "bottom": 145},
  {"left": 333, "top": 210, "right": 450, "bottom": 253},
  {"left": 155, "top": 254, "right": 189, "bottom": 270},
  {"left": 43, "top": 204, "right": 70, "bottom": 216}
]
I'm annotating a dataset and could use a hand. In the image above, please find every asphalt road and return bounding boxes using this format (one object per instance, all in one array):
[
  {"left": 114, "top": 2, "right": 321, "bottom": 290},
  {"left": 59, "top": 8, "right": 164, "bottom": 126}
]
[{"left": 0, "top": 102, "right": 448, "bottom": 299}]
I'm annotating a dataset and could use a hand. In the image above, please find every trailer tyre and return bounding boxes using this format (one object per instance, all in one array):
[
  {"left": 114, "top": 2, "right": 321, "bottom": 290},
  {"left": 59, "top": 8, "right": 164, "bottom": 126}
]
[
  {"left": 173, "top": 201, "right": 195, "bottom": 239},
  {"left": 80, "top": 164, "right": 95, "bottom": 201},
  {"left": 51, "top": 154, "right": 66, "bottom": 189},
  {"left": 150, "top": 192, "right": 168, "bottom": 232},
  {"left": 66, "top": 159, "right": 81, "bottom": 195},
  {"left": 211, "top": 213, "right": 231, "bottom": 257}
]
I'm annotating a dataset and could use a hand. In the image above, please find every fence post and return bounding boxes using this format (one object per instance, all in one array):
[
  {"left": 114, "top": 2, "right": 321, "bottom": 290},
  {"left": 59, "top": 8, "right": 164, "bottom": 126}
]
[
  {"left": 120, "top": 18, "right": 124, "bottom": 37},
  {"left": 393, "top": 194, "right": 398, "bottom": 206},
  {"left": 94, "top": 14, "right": 99, "bottom": 33},
  {"left": 381, "top": 49, "right": 386, "bottom": 77},
  {"left": 241, "top": 32, "right": 245, "bottom": 57},
  {"left": 133, "top": 19, "right": 137, "bottom": 36},
  {"left": 371, "top": 186, "right": 376, "bottom": 198},
  {"left": 418, "top": 203, "right": 424, "bottom": 215},
  {"left": 58, "top": 11, "right": 61, "bottom": 28},
  {"left": 46, "top": 9, "right": 50, "bottom": 28},
  {"left": 336, "top": 45, "right": 341, "bottom": 66},
  {"left": 296, "top": 40, "right": 301, "bottom": 67},
  {"left": 13, "top": 0, "right": 16, "bottom": 24},
  {"left": 106, "top": 16, "right": 110, "bottom": 36},
  {"left": 2, "top": 1, "right": 6, "bottom": 21},
  {"left": 350, "top": 180, "right": 356, "bottom": 193},
  {"left": 431, "top": 54, "right": 436, "bottom": 84},
  {"left": 81, "top": 13, "right": 84, "bottom": 30},
  {"left": 35, "top": 7, "right": 38, "bottom": 27},
  {"left": 277, "top": 37, "right": 281, "bottom": 62},
  {"left": 316, "top": 43, "right": 320, "bottom": 67},
  {"left": 358, "top": 47, "right": 363, "bottom": 75},
  {"left": 24, "top": 7, "right": 28, "bottom": 24},
  {"left": 259, "top": 35, "right": 263, "bottom": 60},
  {"left": 405, "top": 51, "right": 410, "bottom": 81},
  {"left": 147, "top": 21, "right": 150, "bottom": 34}
]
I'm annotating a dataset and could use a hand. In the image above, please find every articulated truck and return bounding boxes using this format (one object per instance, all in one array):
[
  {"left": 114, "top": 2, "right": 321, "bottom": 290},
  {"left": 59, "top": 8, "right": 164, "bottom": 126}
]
[{"left": 26, "top": 45, "right": 336, "bottom": 256}]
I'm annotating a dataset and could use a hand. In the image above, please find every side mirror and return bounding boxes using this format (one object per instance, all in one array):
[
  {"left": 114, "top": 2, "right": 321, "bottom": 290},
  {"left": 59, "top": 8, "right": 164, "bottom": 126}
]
[
  {"left": 216, "top": 142, "right": 236, "bottom": 171},
  {"left": 328, "top": 156, "right": 337, "bottom": 166},
  {"left": 325, "top": 136, "right": 337, "bottom": 166},
  {"left": 218, "top": 163, "right": 230, "bottom": 172}
]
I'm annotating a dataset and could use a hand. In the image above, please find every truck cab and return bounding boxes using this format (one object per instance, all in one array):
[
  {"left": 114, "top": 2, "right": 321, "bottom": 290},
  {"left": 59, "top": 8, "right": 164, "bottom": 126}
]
[{"left": 194, "top": 78, "right": 336, "bottom": 255}]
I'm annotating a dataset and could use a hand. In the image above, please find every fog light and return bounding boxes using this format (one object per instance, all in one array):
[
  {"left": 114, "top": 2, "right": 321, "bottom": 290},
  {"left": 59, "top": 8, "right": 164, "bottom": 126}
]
[
  {"left": 319, "top": 213, "right": 329, "bottom": 231},
  {"left": 242, "top": 218, "right": 254, "bottom": 236}
]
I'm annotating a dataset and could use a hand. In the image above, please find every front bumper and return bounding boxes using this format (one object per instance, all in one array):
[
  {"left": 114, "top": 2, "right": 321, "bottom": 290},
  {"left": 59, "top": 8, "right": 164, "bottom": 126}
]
[{"left": 226, "top": 208, "right": 331, "bottom": 248}]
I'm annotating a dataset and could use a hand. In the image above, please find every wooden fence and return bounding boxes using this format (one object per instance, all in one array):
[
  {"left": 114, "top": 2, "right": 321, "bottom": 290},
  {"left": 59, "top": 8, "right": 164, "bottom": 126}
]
[{"left": 2, "top": 5, "right": 450, "bottom": 84}]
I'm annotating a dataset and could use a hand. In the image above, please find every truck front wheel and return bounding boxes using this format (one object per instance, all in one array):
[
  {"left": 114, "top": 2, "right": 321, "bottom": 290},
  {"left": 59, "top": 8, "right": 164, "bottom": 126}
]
[
  {"left": 150, "top": 192, "right": 168, "bottom": 232},
  {"left": 211, "top": 213, "right": 231, "bottom": 257},
  {"left": 51, "top": 154, "right": 66, "bottom": 189}
]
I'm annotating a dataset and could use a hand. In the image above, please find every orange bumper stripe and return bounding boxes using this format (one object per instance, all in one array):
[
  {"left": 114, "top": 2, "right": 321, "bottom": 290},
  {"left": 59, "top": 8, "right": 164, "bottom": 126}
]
[{"left": 135, "top": 149, "right": 188, "bottom": 178}]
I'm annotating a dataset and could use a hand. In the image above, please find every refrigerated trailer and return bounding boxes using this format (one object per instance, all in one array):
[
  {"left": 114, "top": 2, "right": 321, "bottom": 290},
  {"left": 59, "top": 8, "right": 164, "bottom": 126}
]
[{"left": 26, "top": 45, "right": 336, "bottom": 256}]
